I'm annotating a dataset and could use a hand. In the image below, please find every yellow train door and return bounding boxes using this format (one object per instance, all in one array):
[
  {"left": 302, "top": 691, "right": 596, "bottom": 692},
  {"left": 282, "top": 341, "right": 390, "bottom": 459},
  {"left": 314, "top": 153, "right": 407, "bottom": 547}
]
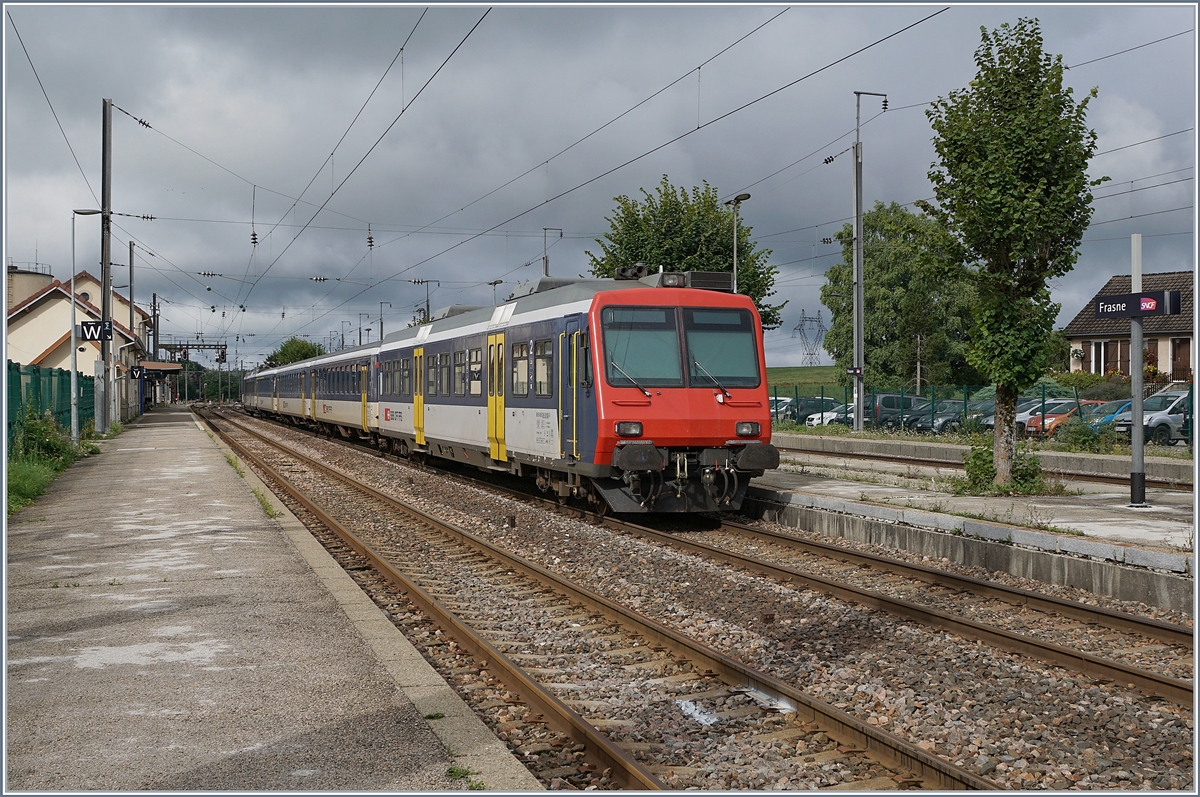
[
  {"left": 413, "top": 348, "right": 425, "bottom": 445},
  {"left": 487, "top": 333, "right": 506, "bottom": 460},
  {"left": 360, "top": 363, "right": 369, "bottom": 432}
]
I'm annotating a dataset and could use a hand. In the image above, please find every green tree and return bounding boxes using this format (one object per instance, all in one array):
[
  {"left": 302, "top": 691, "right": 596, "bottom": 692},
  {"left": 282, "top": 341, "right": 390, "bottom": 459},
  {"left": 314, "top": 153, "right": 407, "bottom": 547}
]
[
  {"left": 264, "top": 336, "right": 324, "bottom": 368},
  {"left": 586, "top": 175, "right": 784, "bottom": 328},
  {"left": 922, "top": 17, "right": 1105, "bottom": 485},
  {"left": 821, "top": 202, "right": 983, "bottom": 390}
]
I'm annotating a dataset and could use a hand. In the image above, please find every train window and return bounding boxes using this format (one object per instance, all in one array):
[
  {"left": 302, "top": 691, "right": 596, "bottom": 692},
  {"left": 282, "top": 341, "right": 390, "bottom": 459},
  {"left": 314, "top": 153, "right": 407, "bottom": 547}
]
[
  {"left": 453, "top": 351, "right": 466, "bottom": 396},
  {"left": 401, "top": 358, "right": 411, "bottom": 395},
  {"left": 683, "top": 307, "right": 760, "bottom": 388},
  {"left": 534, "top": 340, "right": 553, "bottom": 397},
  {"left": 601, "top": 306, "right": 683, "bottom": 388},
  {"left": 511, "top": 342, "right": 529, "bottom": 396},
  {"left": 439, "top": 353, "right": 451, "bottom": 396},
  {"left": 469, "top": 349, "right": 482, "bottom": 396},
  {"left": 497, "top": 345, "right": 504, "bottom": 398},
  {"left": 427, "top": 355, "right": 437, "bottom": 397},
  {"left": 579, "top": 332, "right": 592, "bottom": 387}
]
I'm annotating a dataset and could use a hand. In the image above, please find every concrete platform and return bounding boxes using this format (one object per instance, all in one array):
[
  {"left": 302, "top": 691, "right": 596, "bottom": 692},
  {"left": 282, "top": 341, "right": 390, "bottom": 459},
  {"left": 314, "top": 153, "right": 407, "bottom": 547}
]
[
  {"left": 749, "top": 448, "right": 1195, "bottom": 613},
  {"left": 5, "top": 406, "right": 540, "bottom": 791}
]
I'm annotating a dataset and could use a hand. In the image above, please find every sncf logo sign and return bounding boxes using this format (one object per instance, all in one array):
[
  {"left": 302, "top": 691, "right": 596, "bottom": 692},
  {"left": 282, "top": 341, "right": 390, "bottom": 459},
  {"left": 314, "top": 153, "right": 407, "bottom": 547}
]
[{"left": 1140, "top": 297, "right": 1158, "bottom": 312}]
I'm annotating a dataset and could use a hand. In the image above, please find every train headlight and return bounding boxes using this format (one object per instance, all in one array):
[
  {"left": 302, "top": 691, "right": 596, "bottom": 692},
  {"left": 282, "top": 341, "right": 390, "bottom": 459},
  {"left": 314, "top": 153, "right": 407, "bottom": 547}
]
[
  {"left": 615, "top": 421, "right": 643, "bottom": 437},
  {"left": 736, "top": 421, "right": 760, "bottom": 437},
  {"left": 660, "top": 272, "right": 685, "bottom": 287}
]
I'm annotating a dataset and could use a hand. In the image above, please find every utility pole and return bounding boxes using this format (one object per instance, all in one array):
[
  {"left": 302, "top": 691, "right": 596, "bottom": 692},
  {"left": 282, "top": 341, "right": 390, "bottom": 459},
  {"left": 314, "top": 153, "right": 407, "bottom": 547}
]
[
  {"left": 128, "top": 241, "right": 136, "bottom": 353},
  {"left": 542, "top": 228, "right": 562, "bottom": 277},
  {"left": 410, "top": 279, "right": 439, "bottom": 321},
  {"left": 152, "top": 293, "right": 160, "bottom": 360},
  {"left": 852, "top": 90, "right": 886, "bottom": 432},
  {"left": 380, "top": 301, "right": 391, "bottom": 340},
  {"left": 99, "top": 98, "right": 113, "bottom": 433}
]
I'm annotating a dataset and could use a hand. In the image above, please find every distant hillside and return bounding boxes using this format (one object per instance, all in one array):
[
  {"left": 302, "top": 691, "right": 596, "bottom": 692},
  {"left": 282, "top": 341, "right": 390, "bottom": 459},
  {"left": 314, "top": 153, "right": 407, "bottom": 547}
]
[{"left": 765, "top": 366, "right": 841, "bottom": 389}]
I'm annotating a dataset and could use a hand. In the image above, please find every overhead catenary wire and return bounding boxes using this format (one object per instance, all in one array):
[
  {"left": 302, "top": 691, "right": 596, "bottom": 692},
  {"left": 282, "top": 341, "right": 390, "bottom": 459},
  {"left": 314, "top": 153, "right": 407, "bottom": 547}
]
[
  {"left": 6, "top": 11, "right": 98, "bottom": 206},
  {"left": 237, "top": 8, "right": 491, "bottom": 310},
  {"left": 274, "top": 7, "right": 952, "bottom": 345}
]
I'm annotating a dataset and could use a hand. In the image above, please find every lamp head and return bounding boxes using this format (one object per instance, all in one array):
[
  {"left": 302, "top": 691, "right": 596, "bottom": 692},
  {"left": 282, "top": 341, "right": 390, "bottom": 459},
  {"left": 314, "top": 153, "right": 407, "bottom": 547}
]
[{"left": 74, "top": 208, "right": 102, "bottom": 215}]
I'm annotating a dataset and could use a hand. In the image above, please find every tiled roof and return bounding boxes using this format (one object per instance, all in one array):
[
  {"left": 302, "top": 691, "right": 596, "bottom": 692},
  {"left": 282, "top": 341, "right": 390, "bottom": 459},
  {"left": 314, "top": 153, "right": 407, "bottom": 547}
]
[
  {"left": 6, "top": 280, "right": 137, "bottom": 341},
  {"left": 1062, "top": 270, "right": 1193, "bottom": 338}
]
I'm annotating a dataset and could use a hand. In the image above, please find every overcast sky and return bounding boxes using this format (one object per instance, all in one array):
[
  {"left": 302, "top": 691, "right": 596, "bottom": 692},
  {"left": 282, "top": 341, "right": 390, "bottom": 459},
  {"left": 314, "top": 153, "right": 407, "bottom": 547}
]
[{"left": 4, "top": 3, "right": 1196, "bottom": 369}]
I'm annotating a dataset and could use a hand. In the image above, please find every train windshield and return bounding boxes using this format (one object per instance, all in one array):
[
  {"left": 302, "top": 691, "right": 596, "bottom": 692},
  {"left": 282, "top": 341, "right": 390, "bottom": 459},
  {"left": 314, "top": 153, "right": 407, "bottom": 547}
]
[
  {"left": 601, "top": 306, "right": 760, "bottom": 390},
  {"left": 601, "top": 306, "right": 683, "bottom": 387},
  {"left": 684, "top": 307, "right": 760, "bottom": 388}
]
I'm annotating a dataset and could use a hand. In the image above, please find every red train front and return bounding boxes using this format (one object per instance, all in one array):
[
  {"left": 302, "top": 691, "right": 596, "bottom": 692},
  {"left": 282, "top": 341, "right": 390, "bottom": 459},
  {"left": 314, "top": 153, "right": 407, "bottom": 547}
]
[{"left": 572, "top": 270, "right": 779, "bottom": 512}]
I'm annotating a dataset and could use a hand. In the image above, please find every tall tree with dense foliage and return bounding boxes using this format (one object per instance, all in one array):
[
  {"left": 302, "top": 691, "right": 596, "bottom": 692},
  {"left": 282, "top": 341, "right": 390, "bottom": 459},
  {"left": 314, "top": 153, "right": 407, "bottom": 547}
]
[
  {"left": 922, "top": 18, "right": 1105, "bottom": 484},
  {"left": 822, "top": 202, "right": 982, "bottom": 389},
  {"left": 586, "top": 175, "right": 784, "bottom": 328},
  {"left": 264, "top": 336, "right": 324, "bottom": 368}
]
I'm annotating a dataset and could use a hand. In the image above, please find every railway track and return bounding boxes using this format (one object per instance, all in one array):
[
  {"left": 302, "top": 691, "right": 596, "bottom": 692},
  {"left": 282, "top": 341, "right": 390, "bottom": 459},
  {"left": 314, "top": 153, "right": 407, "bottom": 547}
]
[
  {"left": 773, "top": 445, "right": 1193, "bottom": 491},
  {"left": 211, "top": 410, "right": 1195, "bottom": 792},
  {"left": 202, "top": 410, "right": 990, "bottom": 790}
]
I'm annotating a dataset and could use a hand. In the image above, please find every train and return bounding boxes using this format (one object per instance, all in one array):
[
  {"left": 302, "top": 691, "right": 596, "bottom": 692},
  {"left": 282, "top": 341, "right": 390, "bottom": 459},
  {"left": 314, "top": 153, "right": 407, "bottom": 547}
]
[{"left": 242, "top": 267, "right": 779, "bottom": 513}]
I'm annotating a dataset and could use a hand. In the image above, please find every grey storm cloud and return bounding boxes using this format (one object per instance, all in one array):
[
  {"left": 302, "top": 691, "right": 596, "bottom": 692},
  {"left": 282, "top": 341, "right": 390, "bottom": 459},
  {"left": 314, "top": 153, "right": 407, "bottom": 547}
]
[{"left": 4, "top": 3, "right": 1195, "bottom": 367}]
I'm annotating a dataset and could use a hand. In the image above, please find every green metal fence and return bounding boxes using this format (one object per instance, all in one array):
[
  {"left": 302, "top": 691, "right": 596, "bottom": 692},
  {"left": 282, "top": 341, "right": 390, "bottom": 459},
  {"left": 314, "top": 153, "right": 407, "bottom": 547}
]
[{"left": 7, "top": 360, "right": 94, "bottom": 448}]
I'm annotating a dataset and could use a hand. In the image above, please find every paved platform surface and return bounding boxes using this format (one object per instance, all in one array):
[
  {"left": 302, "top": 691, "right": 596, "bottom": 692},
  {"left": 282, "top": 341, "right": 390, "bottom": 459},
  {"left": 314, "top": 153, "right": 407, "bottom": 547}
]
[
  {"left": 5, "top": 406, "right": 540, "bottom": 791},
  {"left": 762, "top": 448, "right": 1195, "bottom": 553}
]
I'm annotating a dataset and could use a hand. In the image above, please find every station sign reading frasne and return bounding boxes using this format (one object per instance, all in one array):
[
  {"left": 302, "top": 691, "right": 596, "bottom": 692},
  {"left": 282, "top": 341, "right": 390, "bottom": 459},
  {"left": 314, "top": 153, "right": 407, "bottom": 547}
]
[{"left": 1094, "top": 290, "right": 1182, "bottom": 319}]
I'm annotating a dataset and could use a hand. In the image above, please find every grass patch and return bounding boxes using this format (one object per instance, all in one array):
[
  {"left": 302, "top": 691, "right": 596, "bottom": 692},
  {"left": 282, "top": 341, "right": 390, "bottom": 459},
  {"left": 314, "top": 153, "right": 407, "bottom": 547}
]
[
  {"left": 446, "top": 765, "right": 475, "bottom": 780},
  {"left": 6, "top": 406, "right": 100, "bottom": 515},
  {"left": 252, "top": 487, "right": 277, "bottom": 518},
  {"left": 7, "top": 456, "right": 57, "bottom": 515},
  {"left": 424, "top": 712, "right": 445, "bottom": 720},
  {"left": 224, "top": 452, "right": 245, "bottom": 477}
]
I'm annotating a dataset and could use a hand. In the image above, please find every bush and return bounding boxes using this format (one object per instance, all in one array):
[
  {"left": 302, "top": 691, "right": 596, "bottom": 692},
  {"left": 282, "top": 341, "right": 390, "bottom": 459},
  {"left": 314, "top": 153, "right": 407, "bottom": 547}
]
[
  {"left": 960, "top": 444, "right": 1044, "bottom": 494},
  {"left": 7, "top": 406, "right": 97, "bottom": 515},
  {"left": 1052, "top": 370, "right": 1108, "bottom": 391},
  {"left": 1054, "top": 418, "right": 1124, "bottom": 454}
]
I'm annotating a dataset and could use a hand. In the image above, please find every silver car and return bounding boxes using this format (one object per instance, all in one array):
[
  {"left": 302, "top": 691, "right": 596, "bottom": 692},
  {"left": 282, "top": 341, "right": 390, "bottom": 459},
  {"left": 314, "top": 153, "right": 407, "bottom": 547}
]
[{"left": 1112, "top": 391, "right": 1193, "bottom": 445}]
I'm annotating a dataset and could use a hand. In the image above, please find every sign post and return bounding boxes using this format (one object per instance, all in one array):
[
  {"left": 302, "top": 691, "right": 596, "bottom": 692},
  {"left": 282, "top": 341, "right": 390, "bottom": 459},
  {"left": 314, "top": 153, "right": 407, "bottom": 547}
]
[{"left": 1093, "top": 237, "right": 1184, "bottom": 505}]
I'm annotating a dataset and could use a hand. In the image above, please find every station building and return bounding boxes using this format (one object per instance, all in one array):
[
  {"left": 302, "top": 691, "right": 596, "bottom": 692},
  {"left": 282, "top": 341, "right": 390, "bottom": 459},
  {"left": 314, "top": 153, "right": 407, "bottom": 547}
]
[
  {"left": 1062, "top": 270, "right": 1193, "bottom": 381},
  {"left": 4, "top": 263, "right": 173, "bottom": 420}
]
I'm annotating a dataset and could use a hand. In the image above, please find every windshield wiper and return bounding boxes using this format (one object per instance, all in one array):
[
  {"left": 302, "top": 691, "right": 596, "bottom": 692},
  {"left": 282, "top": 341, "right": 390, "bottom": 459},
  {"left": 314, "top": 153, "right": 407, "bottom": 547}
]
[
  {"left": 693, "top": 360, "right": 731, "bottom": 398},
  {"left": 609, "top": 361, "right": 652, "bottom": 397}
]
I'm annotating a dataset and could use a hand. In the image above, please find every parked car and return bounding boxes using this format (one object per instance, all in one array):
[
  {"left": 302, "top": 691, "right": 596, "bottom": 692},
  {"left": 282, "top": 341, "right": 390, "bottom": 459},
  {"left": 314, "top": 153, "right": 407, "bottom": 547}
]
[
  {"left": 1024, "top": 400, "right": 1106, "bottom": 437},
  {"left": 794, "top": 395, "right": 843, "bottom": 424},
  {"left": 807, "top": 402, "right": 852, "bottom": 426},
  {"left": 769, "top": 397, "right": 795, "bottom": 421},
  {"left": 1112, "top": 390, "right": 1193, "bottom": 445},
  {"left": 1085, "top": 399, "right": 1131, "bottom": 430},
  {"left": 907, "top": 399, "right": 974, "bottom": 433},
  {"left": 869, "top": 393, "right": 925, "bottom": 429},
  {"left": 771, "top": 395, "right": 842, "bottom": 424},
  {"left": 984, "top": 398, "right": 1074, "bottom": 435}
]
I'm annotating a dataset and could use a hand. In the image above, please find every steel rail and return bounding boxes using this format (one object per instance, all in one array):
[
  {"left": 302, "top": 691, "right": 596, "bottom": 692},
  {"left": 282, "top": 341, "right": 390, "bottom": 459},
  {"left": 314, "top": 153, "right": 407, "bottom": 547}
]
[
  {"left": 603, "top": 517, "right": 1193, "bottom": 706},
  {"left": 773, "top": 445, "right": 1192, "bottom": 491},
  {"left": 200, "top": 411, "right": 665, "bottom": 791},
  {"left": 718, "top": 519, "right": 1194, "bottom": 648},
  {"left": 210, "top": 410, "right": 998, "bottom": 790}
]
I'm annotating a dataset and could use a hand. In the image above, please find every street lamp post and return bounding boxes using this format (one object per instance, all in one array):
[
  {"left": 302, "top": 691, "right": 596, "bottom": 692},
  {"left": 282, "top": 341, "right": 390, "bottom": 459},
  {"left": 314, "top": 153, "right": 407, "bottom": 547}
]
[
  {"left": 70, "top": 209, "right": 103, "bottom": 444},
  {"left": 851, "top": 90, "right": 887, "bottom": 432},
  {"left": 723, "top": 194, "right": 751, "bottom": 293},
  {"left": 487, "top": 279, "right": 503, "bottom": 305},
  {"left": 341, "top": 320, "right": 351, "bottom": 350}
]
